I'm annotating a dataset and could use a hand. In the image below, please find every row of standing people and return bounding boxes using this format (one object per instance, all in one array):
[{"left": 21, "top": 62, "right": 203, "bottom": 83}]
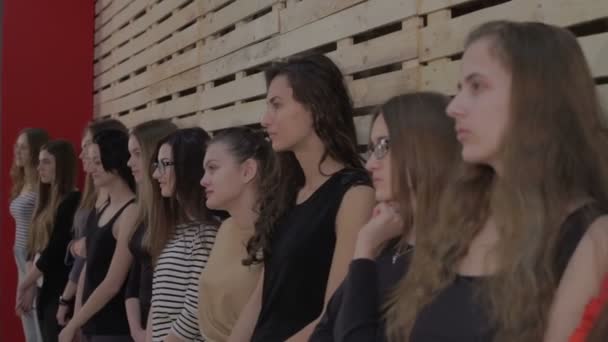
[{"left": 8, "top": 20, "right": 608, "bottom": 342}]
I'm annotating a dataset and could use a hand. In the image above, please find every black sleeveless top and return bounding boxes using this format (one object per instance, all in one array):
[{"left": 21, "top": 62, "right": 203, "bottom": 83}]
[
  {"left": 251, "top": 168, "right": 372, "bottom": 342},
  {"left": 409, "top": 202, "right": 606, "bottom": 342},
  {"left": 82, "top": 198, "right": 136, "bottom": 335}
]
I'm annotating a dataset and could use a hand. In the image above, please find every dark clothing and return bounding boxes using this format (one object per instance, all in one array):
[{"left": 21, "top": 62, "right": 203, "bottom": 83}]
[
  {"left": 125, "top": 223, "right": 153, "bottom": 327},
  {"left": 35, "top": 191, "right": 81, "bottom": 342},
  {"left": 251, "top": 168, "right": 372, "bottom": 342},
  {"left": 82, "top": 199, "right": 136, "bottom": 336},
  {"left": 311, "top": 239, "right": 410, "bottom": 342},
  {"left": 312, "top": 202, "right": 604, "bottom": 341}
]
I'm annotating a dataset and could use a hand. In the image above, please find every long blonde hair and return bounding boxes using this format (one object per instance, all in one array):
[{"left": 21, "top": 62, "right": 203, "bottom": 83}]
[
  {"left": 28, "top": 140, "right": 77, "bottom": 255},
  {"left": 10, "top": 128, "right": 49, "bottom": 199},
  {"left": 130, "top": 119, "right": 177, "bottom": 227},
  {"left": 385, "top": 21, "right": 608, "bottom": 342}
]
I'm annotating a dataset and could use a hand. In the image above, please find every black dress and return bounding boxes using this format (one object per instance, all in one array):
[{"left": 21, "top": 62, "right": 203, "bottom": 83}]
[
  {"left": 251, "top": 168, "right": 372, "bottom": 342},
  {"left": 82, "top": 199, "right": 136, "bottom": 337},
  {"left": 35, "top": 191, "right": 81, "bottom": 342},
  {"left": 125, "top": 223, "right": 153, "bottom": 328}
]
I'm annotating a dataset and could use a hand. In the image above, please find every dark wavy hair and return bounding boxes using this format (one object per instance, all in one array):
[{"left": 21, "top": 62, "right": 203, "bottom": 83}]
[
  {"left": 244, "top": 53, "right": 364, "bottom": 265},
  {"left": 144, "top": 127, "right": 218, "bottom": 261},
  {"left": 93, "top": 129, "right": 135, "bottom": 192}
]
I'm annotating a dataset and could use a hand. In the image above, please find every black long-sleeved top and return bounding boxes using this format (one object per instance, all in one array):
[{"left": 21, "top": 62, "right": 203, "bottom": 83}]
[
  {"left": 35, "top": 191, "right": 81, "bottom": 316},
  {"left": 311, "top": 239, "right": 410, "bottom": 342},
  {"left": 125, "top": 223, "right": 153, "bottom": 327}
]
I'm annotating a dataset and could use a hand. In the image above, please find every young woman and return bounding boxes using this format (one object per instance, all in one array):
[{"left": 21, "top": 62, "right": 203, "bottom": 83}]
[
  {"left": 310, "top": 92, "right": 460, "bottom": 341},
  {"left": 10, "top": 127, "right": 49, "bottom": 342},
  {"left": 229, "top": 54, "right": 376, "bottom": 342},
  {"left": 16, "top": 140, "right": 81, "bottom": 342},
  {"left": 125, "top": 119, "right": 177, "bottom": 342},
  {"left": 58, "top": 129, "right": 137, "bottom": 342},
  {"left": 145, "top": 127, "right": 219, "bottom": 342},
  {"left": 57, "top": 119, "right": 127, "bottom": 327},
  {"left": 384, "top": 21, "right": 608, "bottom": 342},
  {"left": 199, "top": 127, "right": 274, "bottom": 341}
]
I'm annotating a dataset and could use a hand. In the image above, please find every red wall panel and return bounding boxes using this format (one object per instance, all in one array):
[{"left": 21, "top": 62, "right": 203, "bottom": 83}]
[{"left": 1, "top": 1, "right": 94, "bottom": 339}]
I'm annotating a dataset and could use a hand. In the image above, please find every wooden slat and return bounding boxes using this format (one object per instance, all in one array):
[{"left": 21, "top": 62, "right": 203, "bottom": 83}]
[
  {"left": 119, "top": 72, "right": 267, "bottom": 127},
  {"left": 329, "top": 25, "right": 418, "bottom": 76},
  {"left": 420, "top": 0, "right": 608, "bottom": 62},
  {"left": 279, "top": 0, "right": 417, "bottom": 58},
  {"left": 97, "top": 23, "right": 417, "bottom": 116},
  {"left": 417, "top": 0, "right": 477, "bottom": 15},
  {"left": 96, "top": 0, "right": 196, "bottom": 76},
  {"left": 349, "top": 68, "right": 420, "bottom": 108},
  {"left": 200, "top": 0, "right": 235, "bottom": 15},
  {"left": 95, "top": 0, "right": 113, "bottom": 16},
  {"left": 96, "top": 8, "right": 279, "bottom": 91},
  {"left": 94, "top": 0, "right": 148, "bottom": 51},
  {"left": 420, "top": 59, "right": 459, "bottom": 95},
  {"left": 200, "top": 0, "right": 279, "bottom": 38},
  {"left": 280, "top": 0, "right": 366, "bottom": 33},
  {"left": 95, "top": 0, "right": 131, "bottom": 31},
  {"left": 200, "top": 100, "right": 267, "bottom": 131},
  {"left": 580, "top": 32, "right": 608, "bottom": 79},
  {"left": 355, "top": 114, "right": 374, "bottom": 145}
]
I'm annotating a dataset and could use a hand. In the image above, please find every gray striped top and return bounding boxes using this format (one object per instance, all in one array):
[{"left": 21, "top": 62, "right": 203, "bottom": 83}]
[{"left": 9, "top": 191, "right": 37, "bottom": 251}]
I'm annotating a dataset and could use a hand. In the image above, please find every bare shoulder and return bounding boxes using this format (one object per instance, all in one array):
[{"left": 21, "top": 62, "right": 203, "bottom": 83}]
[
  {"left": 585, "top": 214, "right": 608, "bottom": 261},
  {"left": 114, "top": 202, "right": 140, "bottom": 237},
  {"left": 340, "top": 185, "right": 376, "bottom": 209}
]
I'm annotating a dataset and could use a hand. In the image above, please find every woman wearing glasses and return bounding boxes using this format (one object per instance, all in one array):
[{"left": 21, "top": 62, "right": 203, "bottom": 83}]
[
  {"left": 145, "top": 128, "right": 218, "bottom": 342},
  {"left": 310, "top": 92, "right": 460, "bottom": 341}
]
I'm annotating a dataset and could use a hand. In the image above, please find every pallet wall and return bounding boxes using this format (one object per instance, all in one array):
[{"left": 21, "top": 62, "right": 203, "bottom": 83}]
[{"left": 93, "top": 0, "right": 608, "bottom": 142}]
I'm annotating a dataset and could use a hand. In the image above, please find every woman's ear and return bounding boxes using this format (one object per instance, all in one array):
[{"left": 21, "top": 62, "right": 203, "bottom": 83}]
[{"left": 241, "top": 158, "right": 258, "bottom": 184}]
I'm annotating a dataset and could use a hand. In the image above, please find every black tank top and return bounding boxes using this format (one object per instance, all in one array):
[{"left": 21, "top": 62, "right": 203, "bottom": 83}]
[
  {"left": 82, "top": 198, "right": 136, "bottom": 335},
  {"left": 410, "top": 202, "right": 606, "bottom": 341},
  {"left": 252, "top": 168, "right": 372, "bottom": 342}
]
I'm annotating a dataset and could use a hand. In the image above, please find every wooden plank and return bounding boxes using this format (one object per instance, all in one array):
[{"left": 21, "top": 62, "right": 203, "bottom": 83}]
[
  {"left": 95, "top": 0, "right": 131, "bottom": 31},
  {"left": 97, "top": 23, "right": 416, "bottom": 115},
  {"left": 118, "top": 72, "right": 267, "bottom": 125},
  {"left": 199, "top": 100, "right": 267, "bottom": 131},
  {"left": 420, "top": 59, "right": 459, "bottom": 95},
  {"left": 200, "top": 0, "right": 236, "bottom": 15},
  {"left": 355, "top": 114, "right": 373, "bottom": 145},
  {"left": 278, "top": 0, "right": 417, "bottom": 58},
  {"left": 95, "top": 0, "right": 113, "bottom": 16},
  {"left": 349, "top": 68, "right": 420, "bottom": 108},
  {"left": 96, "top": 34, "right": 282, "bottom": 115},
  {"left": 417, "top": 0, "right": 477, "bottom": 15},
  {"left": 94, "top": 0, "right": 148, "bottom": 51},
  {"left": 97, "top": 0, "right": 197, "bottom": 76},
  {"left": 95, "top": 9, "right": 280, "bottom": 95},
  {"left": 280, "top": 0, "right": 366, "bottom": 33},
  {"left": 420, "top": 0, "right": 608, "bottom": 62},
  {"left": 200, "top": 0, "right": 279, "bottom": 38},
  {"left": 580, "top": 32, "right": 608, "bottom": 79},
  {"left": 329, "top": 29, "right": 417, "bottom": 76}
]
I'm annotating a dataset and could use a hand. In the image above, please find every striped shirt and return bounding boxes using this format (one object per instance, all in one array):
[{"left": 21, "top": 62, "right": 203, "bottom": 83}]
[
  {"left": 9, "top": 191, "right": 37, "bottom": 251},
  {"left": 151, "top": 221, "right": 218, "bottom": 342}
]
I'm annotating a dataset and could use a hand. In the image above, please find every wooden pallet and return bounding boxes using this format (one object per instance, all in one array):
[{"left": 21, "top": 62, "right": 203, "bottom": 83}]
[{"left": 93, "top": 0, "right": 608, "bottom": 139}]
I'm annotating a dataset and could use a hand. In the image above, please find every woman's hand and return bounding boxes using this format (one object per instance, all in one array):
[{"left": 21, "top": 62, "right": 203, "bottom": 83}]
[{"left": 354, "top": 202, "right": 404, "bottom": 259}]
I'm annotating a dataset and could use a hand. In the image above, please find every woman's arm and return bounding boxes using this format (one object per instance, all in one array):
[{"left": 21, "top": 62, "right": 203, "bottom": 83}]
[
  {"left": 60, "top": 204, "right": 138, "bottom": 340},
  {"left": 164, "top": 226, "right": 216, "bottom": 342},
  {"left": 228, "top": 271, "right": 264, "bottom": 342},
  {"left": 288, "top": 186, "right": 376, "bottom": 342},
  {"left": 545, "top": 216, "right": 608, "bottom": 342},
  {"left": 125, "top": 258, "right": 145, "bottom": 341}
]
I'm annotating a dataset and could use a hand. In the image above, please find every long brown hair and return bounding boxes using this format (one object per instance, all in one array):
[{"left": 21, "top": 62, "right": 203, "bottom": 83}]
[
  {"left": 387, "top": 21, "right": 608, "bottom": 342},
  {"left": 10, "top": 128, "right": 49, "bottom": 199},
  {"left": 28, "top": 140, "right": 77, "bottom": 255},
  {"left": 244, "top": 53, "right": 364, "bottom": 265},
  {"left": 372, "top": 92, "right": 460, "bottom": 249},
  {"left": 78, "top": 119, "right": 128, "bottom": 211},
  {"left": 130, "top": 119, "right": 178, "bottom": 228},
  {"left": 144, "top": 128, "right": 218, "bottom": 262}
]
